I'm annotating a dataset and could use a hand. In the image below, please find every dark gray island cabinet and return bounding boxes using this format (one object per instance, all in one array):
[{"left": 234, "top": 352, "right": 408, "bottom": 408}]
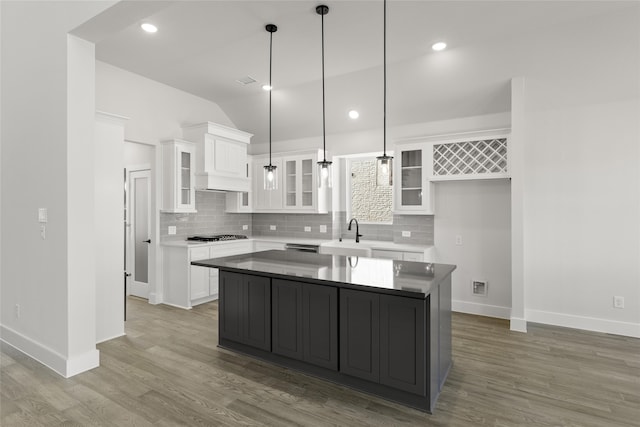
[{"left": 194, "top": 250, "right": 455, "bottom": 413}]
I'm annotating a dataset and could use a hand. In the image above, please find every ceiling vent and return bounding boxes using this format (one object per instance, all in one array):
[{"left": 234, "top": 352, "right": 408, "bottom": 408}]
[{"left": 235, "top": 75, "right": 257, "bottom": 86}]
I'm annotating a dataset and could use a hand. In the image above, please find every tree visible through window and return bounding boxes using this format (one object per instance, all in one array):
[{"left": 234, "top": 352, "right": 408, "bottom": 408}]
[{"left": 350, "top": 159, "right": 392, "bottom": 223}]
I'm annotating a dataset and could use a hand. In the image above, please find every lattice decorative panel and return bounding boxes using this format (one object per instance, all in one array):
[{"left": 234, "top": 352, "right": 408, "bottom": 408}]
[{"left": 432, "top": 138, "right": 507, "bottom": 178}]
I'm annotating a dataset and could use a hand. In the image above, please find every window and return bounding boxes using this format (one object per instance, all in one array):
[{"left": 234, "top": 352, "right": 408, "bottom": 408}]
[{"left": 348, "top": 158, "right": 393, "bottom": 223}]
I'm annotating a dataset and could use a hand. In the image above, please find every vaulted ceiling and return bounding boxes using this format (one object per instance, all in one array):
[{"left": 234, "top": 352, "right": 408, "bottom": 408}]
[{"left": 74, "top": 1, "right": 636, "bottom": 145}]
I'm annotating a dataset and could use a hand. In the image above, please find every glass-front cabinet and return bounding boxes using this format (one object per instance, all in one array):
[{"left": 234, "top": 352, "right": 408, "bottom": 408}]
[
  {"left": 283, "top": 155, "right": 316, "bottom": 210},
  {"left": 161, "top": 139, "right": 196, "bottom": 213},
  {"left": 394, "top": 143, "right": 434, "bottom": 214}
]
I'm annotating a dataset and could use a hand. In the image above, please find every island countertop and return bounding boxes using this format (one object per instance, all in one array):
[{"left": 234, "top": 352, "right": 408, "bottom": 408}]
[{"left": 191, "top": 250, "right": 455, "bottom": 299}]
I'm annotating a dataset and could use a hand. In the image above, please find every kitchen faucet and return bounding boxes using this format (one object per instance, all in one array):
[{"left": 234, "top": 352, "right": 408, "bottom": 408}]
[{"left": 347, "top": 218, "right": 363, "bottom": 243}]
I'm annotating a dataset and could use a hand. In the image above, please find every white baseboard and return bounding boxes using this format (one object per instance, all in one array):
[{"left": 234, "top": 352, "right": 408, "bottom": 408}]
[
  {"left": 1, "top": 324, "right": 99, "bottom": 377},
  {"left": 509, "top": 317, "right": 528, "bottom": 333},
  {"left": 148, "top": 291, "right": 162, "bottom": 305},
  {"left": 452, "top": 300, "right": 511, "bottom": 319},
  {"left": 66, "top": 349, "right": 100, "bottom": 377},
  {"left": 526, "top": 309, "right": 640, "bottom": 338}
]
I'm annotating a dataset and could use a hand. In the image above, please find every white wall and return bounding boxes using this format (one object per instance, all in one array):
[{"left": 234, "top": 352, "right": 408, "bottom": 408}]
[
  {"left": 521, "top": 97, "right": 640, "bottom": 337},
  {"left": 434, "top": 180, "right": 512, "bottom": 318},
  {"left": 514, "top": 8, "right": 640, "bottom": 337},
  {"left": 125, "top": 141, "right": 154, "bottom": 167},
  {"left": 96, "top": 61, "right": 235, "bottom": 144},
  {"left": 0, "top": 1, "right": 114, "bottom": 377},
  {"left": 95, "top": 113, "right": 127, "bottom": 344}
]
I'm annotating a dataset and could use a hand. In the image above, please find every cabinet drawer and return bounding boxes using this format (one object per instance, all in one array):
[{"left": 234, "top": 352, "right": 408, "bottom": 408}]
[
  {"left": 209, "top": 241, "right": 253, "bottom": 258},
  {"left": 190, "top": 247, "right": 211, "bottom": 261},
  {"left": 403, "top": 252, "right": 424, "bottom": 262},
  {"left": 372, "top": 250, "right": 403, "bottom": 260}
]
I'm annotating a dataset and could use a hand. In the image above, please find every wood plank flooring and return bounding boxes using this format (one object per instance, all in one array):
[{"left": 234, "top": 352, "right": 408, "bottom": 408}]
[{"left": 2, "top": 297, "right": 639, "bottom": 426}]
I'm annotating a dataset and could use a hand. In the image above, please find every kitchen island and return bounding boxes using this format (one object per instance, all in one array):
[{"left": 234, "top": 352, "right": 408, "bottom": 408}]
[{"left": 192, "top": 250, "right": 455, "bottom": 413}]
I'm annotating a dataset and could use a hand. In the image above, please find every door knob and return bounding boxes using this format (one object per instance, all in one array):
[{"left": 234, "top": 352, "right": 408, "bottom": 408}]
[{"left": 143, "top": 239, "right": 151, "bottom": 244}]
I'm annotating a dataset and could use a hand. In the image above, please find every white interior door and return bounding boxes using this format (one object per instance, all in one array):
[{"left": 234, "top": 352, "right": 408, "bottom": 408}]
[{"left": 128, "top": 169, "right": 151, "bottom": 298}]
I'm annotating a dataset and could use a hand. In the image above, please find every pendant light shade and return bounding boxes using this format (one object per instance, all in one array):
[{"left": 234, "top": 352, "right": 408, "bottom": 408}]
[
  {"left": 376, "top": 0, "right": 393, "bottom": 187},
  {"left": 316, "top": 5, "right": 332, "bottom": 189},
  {"left": 263, "top": 23, "right": 278, "bottom": 190}
]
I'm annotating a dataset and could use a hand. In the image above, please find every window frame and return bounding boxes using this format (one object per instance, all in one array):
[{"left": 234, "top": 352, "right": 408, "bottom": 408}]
[{"left": 345, "top": 154, "right": 394, "bottom": 225}]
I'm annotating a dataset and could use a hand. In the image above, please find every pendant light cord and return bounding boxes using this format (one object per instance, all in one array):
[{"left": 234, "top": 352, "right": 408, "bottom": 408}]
[
  {"left": 321, "top": 9, "right": 327, "bottom": 163},
  {"left": 383, "top": 0, "right": 387, "bottom": 157},
  {"left": 269, "top": 29, "right": 273, "bottom": 166}
]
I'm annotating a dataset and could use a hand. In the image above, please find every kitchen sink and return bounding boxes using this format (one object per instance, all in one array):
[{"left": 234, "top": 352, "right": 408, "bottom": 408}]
[{"left": 318, "top": 240, "right": 372, "bottom": 257}]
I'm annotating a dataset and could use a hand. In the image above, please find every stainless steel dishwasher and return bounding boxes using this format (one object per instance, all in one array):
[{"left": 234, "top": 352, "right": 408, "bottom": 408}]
[{"left": 284, "top": 243, "right": 320, "bottom": 253}]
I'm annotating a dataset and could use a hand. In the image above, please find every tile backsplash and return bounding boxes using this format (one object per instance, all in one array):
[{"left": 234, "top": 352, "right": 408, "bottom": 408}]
[
  {"left": 161, "top": 193, "right": 433, "bottom": 246},
  {"left": 333, "top": 211, "right": 434, "bottom": 245},
  {"left": 160, "top": 191, "right": 251, "bottom": 241},
  {"left": 252, "top": 213, "right": 334, "bottom": 240}
]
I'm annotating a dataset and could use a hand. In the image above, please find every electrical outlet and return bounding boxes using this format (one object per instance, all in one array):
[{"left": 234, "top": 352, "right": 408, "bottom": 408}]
[
  {"left": 402, "top": 231, "right": 411, "bottom": 238},
  {"left": 168, "top": 226, "right": 176, "bottom": 235},
  {"left": 15, "top": 304, "right": 20, "bottom": 319},
  {"left": 38, "top": 208, "right": 48, "bottom": 223},
  {"left": 319, "top": 225, "right": 327, "bottom": 233},
  {"left": 270, "top": 225, "right": 276, "bottom": 231},
  {"left": 455, "top": 235, "right": 463, "bottom": 245},
  {"left": 242, "top": 224, "right": 248, "bottom": 230},
  {"left": 613, "top": 296, "right": 625, "bottom": 309},
  {"left": 40, "top": 224, "right": 46, "bottom": 240},
  {"left": 304, "top": 226, "right": 311, "bottom": 232}
]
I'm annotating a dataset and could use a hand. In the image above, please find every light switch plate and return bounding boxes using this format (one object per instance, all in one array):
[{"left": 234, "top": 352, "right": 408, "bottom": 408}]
[
  {"left": 242, "top": 224, "right": 249, "bottom": 230},
  {"left": 319, "top": 225, "right": 327, "bottom": 233},
  {"left": 270, "top": 225, "right": 276, "bottom": 231},
  {"left": 168, "top": 226, "right": 177, "bottom": 235},
  {"left": 38, "top": 208, "right": 48, "bottom": 223},
  {"left": 402, "top": 230, "right": 411, "bottom": 237},
  {"left": 304, "top": 226, "right": 311, "bottom": 232}
]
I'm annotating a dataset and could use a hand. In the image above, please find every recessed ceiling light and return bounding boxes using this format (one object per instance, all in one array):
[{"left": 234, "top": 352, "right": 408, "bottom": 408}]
[
  {"left": 432, "top": 42, "right": 447, "bottom": 51},
  {"left": 141, "top": 23, "right": 158, "bottom": 33},
  {"left": 262, "top": 84, "right": 272, "bottom": 91},
  {"left": 348, "top": 110, "right": 359, "bottom": 119}
]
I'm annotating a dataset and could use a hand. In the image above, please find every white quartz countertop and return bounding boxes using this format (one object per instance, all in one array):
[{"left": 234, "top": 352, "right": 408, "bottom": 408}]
[{"left": 161, "top": 236, "right": 432, "bottom": 253}]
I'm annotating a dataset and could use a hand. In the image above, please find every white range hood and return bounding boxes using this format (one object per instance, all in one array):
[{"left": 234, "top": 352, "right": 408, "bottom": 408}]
[{"left": 181, "top": 122, "right": 252, "bottom": 192}]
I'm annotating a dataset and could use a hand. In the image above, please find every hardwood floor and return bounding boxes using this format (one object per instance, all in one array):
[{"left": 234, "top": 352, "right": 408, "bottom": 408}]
[{"left": 2, "top": 297, "right": 639, "bottom": 426}]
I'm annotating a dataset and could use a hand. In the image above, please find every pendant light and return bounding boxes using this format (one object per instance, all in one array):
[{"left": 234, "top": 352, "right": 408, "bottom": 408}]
[
  {"left": 263, "top": 24, "right": 278, "bottom": 190},
  {"left": 316, "top": 5, "right": 332, "bottom": 188},
  {"left": 376, "top": 0, "right": 393, "bottom": 187}
]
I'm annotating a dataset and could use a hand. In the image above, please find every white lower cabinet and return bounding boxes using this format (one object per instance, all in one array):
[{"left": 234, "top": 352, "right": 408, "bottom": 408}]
[{"left": 163, "top": 240, "right": 253, "bottom": 309}]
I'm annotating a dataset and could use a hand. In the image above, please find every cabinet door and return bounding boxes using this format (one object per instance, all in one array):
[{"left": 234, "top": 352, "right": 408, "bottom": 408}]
[
  {"left": 209, "top": 268, "right": 219, "bottom": 299},
  {"left": 190, "top": 266, "right": 210, "bottom": 300},
  {"left": 244, "top": 275, "right": 271, "bottom": 351},
  {"left": 272, "top": 279, "right": 304, "bottom": 360},
  {"left": 303, "top": 283, "right": 338, "bottom": 370},
  {"left": 380, "top": 295, "right": 426, "bottom": 395},
  {"left": 394, "top": 145, "right": 434, "bottom": 214},
  {"left": 339, "top": 289, "right": 380, "bottom": 382},
  {"left": 284, "top": 159, "right": 298, "bottom": 208},
  {"left": 219, "top": 272, "right": 244, "bottom": 343}
]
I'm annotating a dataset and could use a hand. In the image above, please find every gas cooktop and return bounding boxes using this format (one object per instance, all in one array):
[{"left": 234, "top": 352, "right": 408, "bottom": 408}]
[{"left": 186, "top": 234, "right": 248, "bottom": 242}]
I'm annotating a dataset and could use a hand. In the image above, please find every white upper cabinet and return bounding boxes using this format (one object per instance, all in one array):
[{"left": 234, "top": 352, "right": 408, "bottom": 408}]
[
  {"left": 394, "top": 143, "right": 435, "bottom": 214},
  {"left": 181, "top": 122, "right": 252, "bottom": 192},
  {"left": 283, "top": 155, "right": 316, "bottom": 210},
  {"left": 253, "top": 149, "right": 329, "bottom": 213},
  {"left": 161, "top": 139, "right": 197, "bottom": 213}
]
